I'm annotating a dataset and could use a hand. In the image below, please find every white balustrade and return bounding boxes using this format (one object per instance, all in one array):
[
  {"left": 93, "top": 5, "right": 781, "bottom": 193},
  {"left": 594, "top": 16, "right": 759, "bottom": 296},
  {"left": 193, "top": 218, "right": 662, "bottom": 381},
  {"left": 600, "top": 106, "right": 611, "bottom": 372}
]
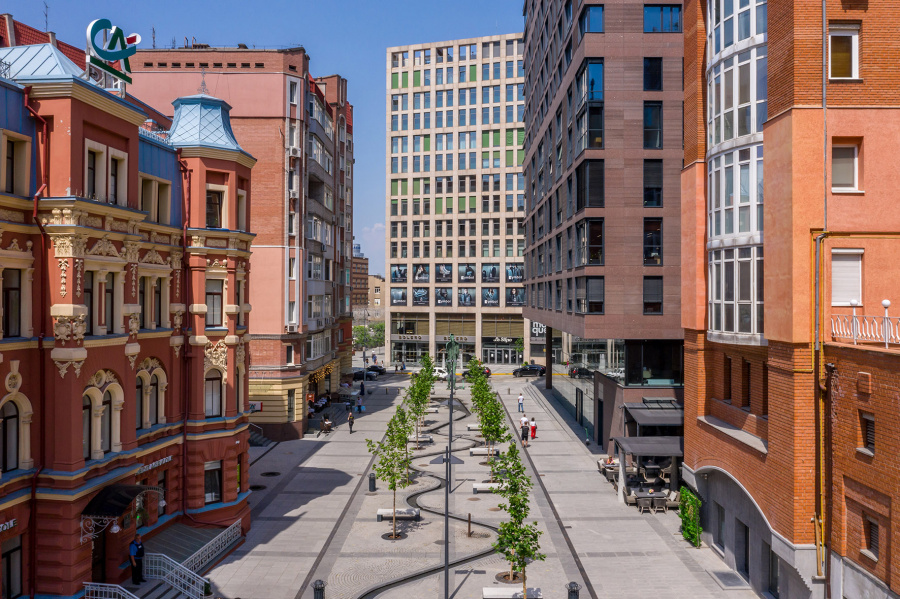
[
  {"left": 830, "top": 300, "right": 900, "bottom": 348},
  {"left": 83, "top": 583, "right": 140, "bottom": 599},
  {"left": 182, "top": 519, "right": 242, "bottom": 573},
  {"left": 145, "top": 552, "right": 208, "bottom": 599}
]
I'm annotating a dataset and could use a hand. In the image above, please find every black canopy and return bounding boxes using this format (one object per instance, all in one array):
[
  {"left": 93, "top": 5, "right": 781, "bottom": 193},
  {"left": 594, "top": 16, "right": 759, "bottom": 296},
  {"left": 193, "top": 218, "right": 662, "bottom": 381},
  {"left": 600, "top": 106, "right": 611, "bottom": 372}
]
[
  {"left": 624, "top": 404, "right": 684, "bottom": 427},
  {"left": 82, "top": 484, "right": 149, "bottom": 518},
  {"left": 612, "top": 435, "right": 684, "bottom": 457}
]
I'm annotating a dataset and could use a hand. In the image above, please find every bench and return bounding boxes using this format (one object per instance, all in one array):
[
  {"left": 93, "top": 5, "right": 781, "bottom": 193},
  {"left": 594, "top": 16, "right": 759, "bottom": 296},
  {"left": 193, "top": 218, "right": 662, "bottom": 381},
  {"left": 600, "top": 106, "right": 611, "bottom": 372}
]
[
  {"left": 467, "top": 423, "right": 481, "bottom": 431},
  {"left": 376, "top": 508, "right": 420, "bottom": 522},
  {"left": 426, "top": 408, "right": 439, "bottom": 414},
  {"left": 470, "top": 448, "right": 496, "bottom": 456},
  {"left": 409, "top": 434, "right": 433, "bottom": 443},
  {"left": 473, "top": 482, "right": 500, "bottom": 494},
  {"left": 482, "top": 588, "right": 542, "bottom": 598}
]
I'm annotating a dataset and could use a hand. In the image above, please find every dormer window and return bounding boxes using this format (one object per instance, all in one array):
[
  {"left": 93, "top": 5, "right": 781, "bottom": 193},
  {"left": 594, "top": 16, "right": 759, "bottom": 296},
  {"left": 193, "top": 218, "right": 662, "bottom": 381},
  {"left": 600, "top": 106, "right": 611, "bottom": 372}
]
[{"left": 206, "top": 191, "right": 223, "bottom": 228}]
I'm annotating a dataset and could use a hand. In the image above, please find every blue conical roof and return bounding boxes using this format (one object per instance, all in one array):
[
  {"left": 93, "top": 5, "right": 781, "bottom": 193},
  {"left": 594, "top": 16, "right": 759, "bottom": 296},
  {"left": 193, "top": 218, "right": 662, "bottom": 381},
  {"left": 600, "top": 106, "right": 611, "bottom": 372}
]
[{"left": 168, "top": 94, "right": 250, "bottom": 157}]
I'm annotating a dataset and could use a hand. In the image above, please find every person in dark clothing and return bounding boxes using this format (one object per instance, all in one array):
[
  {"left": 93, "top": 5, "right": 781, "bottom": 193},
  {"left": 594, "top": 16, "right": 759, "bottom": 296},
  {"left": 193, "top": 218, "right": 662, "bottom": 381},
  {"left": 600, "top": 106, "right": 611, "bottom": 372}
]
[
  {"left": 130, "top": 533, "right": 146, "bottom": 584},
  {"left": 348, "top": 413, "right": 355, "bottom": 434}
]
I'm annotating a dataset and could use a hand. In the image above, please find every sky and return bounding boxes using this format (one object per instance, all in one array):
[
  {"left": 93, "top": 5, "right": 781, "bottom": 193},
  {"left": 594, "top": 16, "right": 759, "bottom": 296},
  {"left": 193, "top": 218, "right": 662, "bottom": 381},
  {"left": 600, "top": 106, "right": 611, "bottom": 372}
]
[{"left": 6, "top": 0, "right": 525, "bottom": 276}]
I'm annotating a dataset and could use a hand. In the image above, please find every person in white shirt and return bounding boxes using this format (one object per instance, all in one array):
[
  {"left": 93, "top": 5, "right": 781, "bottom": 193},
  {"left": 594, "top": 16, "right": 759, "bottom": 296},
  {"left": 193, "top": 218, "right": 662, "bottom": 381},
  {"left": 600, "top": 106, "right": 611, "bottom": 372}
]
[
  {"left": 517, "top": 393, "right": 524, "bottom": 412},
  {"left": 519, "top": 415, "right": 530, "bottom": 447}
]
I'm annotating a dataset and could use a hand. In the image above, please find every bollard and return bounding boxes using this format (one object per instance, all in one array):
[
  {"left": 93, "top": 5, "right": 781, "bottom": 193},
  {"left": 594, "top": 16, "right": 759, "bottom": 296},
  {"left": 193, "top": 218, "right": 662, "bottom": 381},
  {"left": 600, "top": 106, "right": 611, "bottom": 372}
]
[
  {"left": 313, "top": 579, "right": 327, "bottom": 599},
  {"left": 368, "top": 473, "right": 376, "bottom": 492},
  {"left": 468, "top": 513, "right": 472, "bottom": 537},
  {"left": 386, "top": 387, "right": 388, "bottom": 394},
  {"left": 566, "top": 581, "right": 581, "bottom": 599}
]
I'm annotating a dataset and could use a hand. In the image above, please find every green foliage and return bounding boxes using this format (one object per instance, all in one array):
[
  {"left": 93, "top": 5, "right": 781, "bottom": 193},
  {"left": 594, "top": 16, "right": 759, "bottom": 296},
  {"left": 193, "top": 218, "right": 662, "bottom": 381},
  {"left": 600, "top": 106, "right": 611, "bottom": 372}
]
[
  {"left": 491, "top": 442, "right": 545, "bottom": 594},
  {"left": 679, "top": 485, "right": 702, "bottom": 547},
  {"left": 406, "top": 353, "right": 435, "bottom": 448},
  {"left": 366, "top": 407, "right": 413, "bottom": 537},
  {"left": 353, "top": 322, "right": 385, "bottom": 350},
  {"left": 370, "top": 321, "right": 385, "bottom": 348},
  {"left": 514, "top": 337, "right": 525, "bottom": 358}
]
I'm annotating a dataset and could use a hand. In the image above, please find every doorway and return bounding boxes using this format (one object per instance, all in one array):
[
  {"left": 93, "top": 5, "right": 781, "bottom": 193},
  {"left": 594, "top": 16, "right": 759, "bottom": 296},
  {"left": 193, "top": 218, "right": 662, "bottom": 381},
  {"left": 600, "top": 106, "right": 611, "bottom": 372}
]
[{"left": 91, "top": 530, "right": 106, "bottom": 582}]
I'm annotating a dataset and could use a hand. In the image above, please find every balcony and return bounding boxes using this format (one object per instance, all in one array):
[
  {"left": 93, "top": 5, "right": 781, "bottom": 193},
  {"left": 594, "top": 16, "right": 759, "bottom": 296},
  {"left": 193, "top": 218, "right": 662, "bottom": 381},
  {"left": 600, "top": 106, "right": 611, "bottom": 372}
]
[{"left": 831, "top": 300, "right": 900, "bottom": 348}]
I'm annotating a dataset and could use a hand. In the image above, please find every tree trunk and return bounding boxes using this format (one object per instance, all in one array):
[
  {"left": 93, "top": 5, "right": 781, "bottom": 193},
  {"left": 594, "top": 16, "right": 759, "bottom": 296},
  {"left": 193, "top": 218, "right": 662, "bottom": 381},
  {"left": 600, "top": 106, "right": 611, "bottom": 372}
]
[
  {"left": 509, "top": 562, "right": 514, "bottom": 583},
  {"left": 392, "top": 487, "right": 397, "bottom": 538},
  {"left": 522, "top": 568, "right": 527, "bottom": 598}
]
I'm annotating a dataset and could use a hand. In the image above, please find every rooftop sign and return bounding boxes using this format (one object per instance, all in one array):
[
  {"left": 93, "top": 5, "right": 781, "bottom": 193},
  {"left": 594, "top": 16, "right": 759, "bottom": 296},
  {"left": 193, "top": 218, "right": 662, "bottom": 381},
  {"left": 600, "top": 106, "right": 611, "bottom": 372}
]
[{"left": 86, "top": 18, "right": 140, "bottom": 84}]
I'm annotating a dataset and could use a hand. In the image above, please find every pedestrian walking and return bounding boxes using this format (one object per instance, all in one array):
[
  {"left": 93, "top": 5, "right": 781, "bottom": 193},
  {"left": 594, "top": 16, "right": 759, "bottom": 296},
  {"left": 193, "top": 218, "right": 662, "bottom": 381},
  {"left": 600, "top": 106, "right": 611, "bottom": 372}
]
[
  {"left": 372, "top": 354, "right": 377, "bottom": 364},
  {"left": 394, "top": 363, "right": 399, "bottom": 373},
  {"left": 365, "top": 356, "right": 369, "bottom": 366},
  {"left": 360, "top": 380, "right": 365, "bottom": 396},
  {"left": 519, "top": 415, "right": 530, "bottom": 448},
  {"left": 356, "top": 396, "right": 362, "bottom": 413},
  {"left": 530, "top": 417, "right": 537, "bottom": 439},
  {"left": 129, "top": 533, "right": 146, "bottom": 584},
  {"left": 348, "top": 413, "right": 355, "bottom": 434},
  {"left": 517, "top": 393, "right": 524, "bottom": 412}
]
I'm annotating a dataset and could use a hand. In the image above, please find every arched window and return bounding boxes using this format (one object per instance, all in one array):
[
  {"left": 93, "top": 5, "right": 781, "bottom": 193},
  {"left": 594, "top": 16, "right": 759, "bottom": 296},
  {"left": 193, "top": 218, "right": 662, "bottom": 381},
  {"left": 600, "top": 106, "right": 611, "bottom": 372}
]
[
  {"left": 0, "top": 402, "right": 18, "bottom": 472},
  {"left": 204, "top": 371, "right": 222, "bottom": 418},
  {"left": 135, "top": 378, "right": 144, "bottom": 430},
  {"left": 149, "top": 374, "right": 159, "bottom": 426},
  {"left": 100, "top": 391, "right": 112, "bottom": 454},
  {"left": 82, "top": 396, "right": 92, "bottom": 460}
]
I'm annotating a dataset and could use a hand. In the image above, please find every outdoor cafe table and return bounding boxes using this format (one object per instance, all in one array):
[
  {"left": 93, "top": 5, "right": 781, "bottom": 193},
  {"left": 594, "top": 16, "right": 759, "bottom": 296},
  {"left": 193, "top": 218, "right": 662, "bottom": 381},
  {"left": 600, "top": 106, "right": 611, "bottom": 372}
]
[{"left": 632, "top": 488, "right": 665, "bottom": 499}]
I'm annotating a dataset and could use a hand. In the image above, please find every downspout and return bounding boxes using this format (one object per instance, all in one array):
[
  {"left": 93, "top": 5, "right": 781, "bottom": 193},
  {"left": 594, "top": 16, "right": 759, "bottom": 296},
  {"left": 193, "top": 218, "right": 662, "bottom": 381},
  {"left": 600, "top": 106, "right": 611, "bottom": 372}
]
[
  {"left": 23, "top": 87, "right": 49, "bottom": 599},
  {"left": 813, "top": 233, "right": 827, "bottom": 581},
  {"left": 176, "top": 152, "right": 229, "bottom": 527}
]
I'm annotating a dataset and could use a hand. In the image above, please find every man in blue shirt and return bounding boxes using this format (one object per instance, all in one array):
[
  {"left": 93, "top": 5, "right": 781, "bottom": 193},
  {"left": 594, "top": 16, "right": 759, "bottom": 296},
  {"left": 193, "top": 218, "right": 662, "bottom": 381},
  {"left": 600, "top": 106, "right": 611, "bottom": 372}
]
[{"left": 129, "top": 533, "right": 146, "bottom": 584}]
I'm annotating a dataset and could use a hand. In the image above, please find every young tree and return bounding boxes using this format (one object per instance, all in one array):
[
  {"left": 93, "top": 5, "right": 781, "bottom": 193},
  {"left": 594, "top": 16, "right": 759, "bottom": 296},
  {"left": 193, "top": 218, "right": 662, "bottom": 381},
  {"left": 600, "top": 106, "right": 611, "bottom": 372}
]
[
  {"left": 491, "top": 442, "right": 545, "bottom": 595},
  {"left": 514, "top": 337, "right": 525, "bottom": 362},
  {"left": 366, "top": 406, "right": 413, "bottom": 539},
  {"left": 370, "top": 321, "right": 386, "bottom": 348},
  {"left": 480, "top": 394, "right": 510, "bottom": 466},
  {"left": 353, "top": 325, "right": 373, "bottom": 349}
]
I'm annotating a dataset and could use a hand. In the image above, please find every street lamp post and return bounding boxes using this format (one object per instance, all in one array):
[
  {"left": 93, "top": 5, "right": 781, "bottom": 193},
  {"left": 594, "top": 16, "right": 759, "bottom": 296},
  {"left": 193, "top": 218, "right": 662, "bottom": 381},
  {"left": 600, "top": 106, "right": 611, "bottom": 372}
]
[{"left": 443, "top": 335, "right": 460, "bottom": 599}]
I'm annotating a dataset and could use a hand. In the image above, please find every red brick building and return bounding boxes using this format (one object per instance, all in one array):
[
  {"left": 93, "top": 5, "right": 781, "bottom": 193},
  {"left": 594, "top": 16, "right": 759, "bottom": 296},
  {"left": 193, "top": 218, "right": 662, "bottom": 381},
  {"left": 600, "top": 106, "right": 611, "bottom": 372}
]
[
  {"left": 131, "top": 47, "right": 355, "bottom": 441},
  {"left": 351, "top": 245, "right": 369, "bottom": 309},
  {"left": 0, "top": 16, "right": 253, "bottom": 597},
  {"left": 681, "top": 0, "right": 900, "bottom": 596}
]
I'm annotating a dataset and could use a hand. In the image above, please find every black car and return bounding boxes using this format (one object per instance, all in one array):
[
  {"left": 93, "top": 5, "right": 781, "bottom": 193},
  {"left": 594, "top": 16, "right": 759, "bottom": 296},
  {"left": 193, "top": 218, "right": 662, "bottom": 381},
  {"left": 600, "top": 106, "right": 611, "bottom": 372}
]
[
  {"left": 367, "top": 364, "right": 387, "bottom": 375},
  {"left": 568, "top": 365, "right": 593, "bottom": 379},
  {"left": 513, "top": 365, "right": 546, "bottom": 377},
  {"left": 461, "top": 366, "right": 492, "bottom": 380},
  {"left": 353, "top": 369, "right": 377, "bottom": 381}
]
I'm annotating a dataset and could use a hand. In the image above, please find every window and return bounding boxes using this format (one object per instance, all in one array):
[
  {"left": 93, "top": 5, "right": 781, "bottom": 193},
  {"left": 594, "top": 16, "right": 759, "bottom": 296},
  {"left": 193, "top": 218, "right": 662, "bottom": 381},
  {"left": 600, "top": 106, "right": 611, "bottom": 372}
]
[
  {"left": 1, "top": 535, "right": 22, "bottom": 599},
  {"left": 644, "top": 160, "right": 663, "bottom": 206},
  {"left": 643, "top": 102, "right": 663, "bottom": 148},
  {"left": 575, "top": 160, "right": 604, "bottom": 210},
  {"left": 204, "top": 461, "right": 223, "bottom": 503},
  {"left": 82, "top": 396, "right": 92, "bottom": 460},
  {"left": 579, "top": 5, "right": 604, "bottom": 35},
  {"left": 831, "top": 250, "right": 862, "bottom": 306},
  {"left": 205, "top": 279, "right": 224, "bottom": 326},
  {"left": 643, "top": 276, "right": 663, "bottom": 314},
  {"left": 205, "top": 371, "right": 223, "bottom": 417},
  {"left": 832, "top": 145, "right": 858, "bottom": 191},
  {"left": 109, "top": 158, "right": 119, "bottom": 204},
  {"left": 864, "top": 517, "right": 879, "bottom": 561},
  {"left": 644, "top": 218, "right": 663, "bottom": 265},
  {"left": 289, "top": 81, "right": 298, "bottom": 104},
  {"left": 153, "top": 279, "right": 162, "bottom": 328},
  {"left": 2, "top": 269, "right": 21, "bottom": 338},
  {"left": 644, "top": 5, "right": 682, "bottom": 32},
  {"left": 766, "top": 542, "right": 780, "bottom": 598},
  {"left": 860, "top": 412, "right": 875, "bottom": 454},
  {"left": 714, "top": 503, "right": 725, "bottom": 548},
  {"left": 135, "top": 378, "right": 144, "bottom": 430},
  {"left": 206, "top": 190, "right": 223, "bottom": 228},
  {"left": 100, "top": 390, "right": 112, "bottom": 454},
  {"left": 0, "top": 402, "right": 18, "bottom": 473},
  {"left": 829, "top": 26, "right": 859, "bottom": 79},
  {"left": 286, "top": 344, "right": 294, "bottom": 365},
  {"left": 576, "top": 277, "right": 604, "bottom": 313},
  {"left": 104, "top": 273, "right": 114, "bottom": 333},
  {"left": 148, "top": 374, "right": 159, "bottom": 427},
  {"left": 86, "top": 150, "right": 97, "bottom": 199},
  {"left": 644, "top": 57, "right": 663, "bottom": 91}
]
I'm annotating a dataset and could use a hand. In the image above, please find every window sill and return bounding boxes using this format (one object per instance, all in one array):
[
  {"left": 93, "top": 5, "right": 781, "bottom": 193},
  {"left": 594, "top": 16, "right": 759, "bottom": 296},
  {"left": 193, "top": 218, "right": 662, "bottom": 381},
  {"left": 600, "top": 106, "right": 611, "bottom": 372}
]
[
  {"left": 856, "top": 447, "right": 874, "bottom": 458},
  {"left": 697, "top": 414, "right": 768, "bottom": 455},
  {"left": 860, "top": 549, "right": 878, "bottom": 563},
  {"left": 829, "top": 78, "right": 863, "bottom": 83},
  {"left": 831, "top": 188, "right": 864, "bottom": 195}
]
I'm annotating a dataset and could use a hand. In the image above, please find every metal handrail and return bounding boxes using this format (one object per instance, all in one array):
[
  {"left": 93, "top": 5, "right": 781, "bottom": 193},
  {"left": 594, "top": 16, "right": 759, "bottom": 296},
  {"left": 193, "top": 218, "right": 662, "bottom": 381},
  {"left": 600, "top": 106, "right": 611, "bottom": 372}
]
[
  {"left": 248, "top": 422, "right": 264, "bottom": 434},
  {"left": 145, "top": 552, "right": 208, "bottom": 599},
  {"left": 182, "top": 520, "right": 242, "bottom": 573},
  {"left": 831, "top": 310, "right": 900, "bottom": 347},
  {"left": 83, "top": 583, "right": 140, "bottom": 599}
]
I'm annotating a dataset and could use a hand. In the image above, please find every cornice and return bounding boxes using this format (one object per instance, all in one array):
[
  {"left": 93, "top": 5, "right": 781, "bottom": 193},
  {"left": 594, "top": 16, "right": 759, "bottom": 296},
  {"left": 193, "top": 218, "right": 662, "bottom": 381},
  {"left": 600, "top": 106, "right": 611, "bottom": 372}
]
[
  {"left": 178, "top": 146, "right": 257, "bottom": 169},
  {"left": 27, "top": 80, "right": 148, "bottom": 127}
]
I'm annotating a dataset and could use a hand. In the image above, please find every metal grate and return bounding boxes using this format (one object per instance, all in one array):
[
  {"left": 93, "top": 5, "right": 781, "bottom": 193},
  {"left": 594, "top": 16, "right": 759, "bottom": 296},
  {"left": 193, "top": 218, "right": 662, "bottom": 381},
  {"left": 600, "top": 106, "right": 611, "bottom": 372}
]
[
  {"left": 868, "top": 520, "right": 879, "bottom": 559},
  {"left": 0, "top": 60, "right": 10, "bottom": 79},
  {"left": 864, "top": 416, "right": 875, "bottom": 452}
]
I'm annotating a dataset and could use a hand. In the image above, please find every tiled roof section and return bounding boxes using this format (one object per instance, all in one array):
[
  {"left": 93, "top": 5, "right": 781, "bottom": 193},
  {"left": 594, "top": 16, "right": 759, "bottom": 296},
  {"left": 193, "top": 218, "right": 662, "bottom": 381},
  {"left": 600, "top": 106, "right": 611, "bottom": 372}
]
[
  {"left": 7, "top": 19, "right": 87, "bottom": 68},
  {"left": 57, "top": 40, "right": 86, "bottom": 69},
  {"left": 0, "top": 44, "right": 84, "bottom": 80},
  {"left": 168, "top": 94, "right": 250, "bottom": 157}
]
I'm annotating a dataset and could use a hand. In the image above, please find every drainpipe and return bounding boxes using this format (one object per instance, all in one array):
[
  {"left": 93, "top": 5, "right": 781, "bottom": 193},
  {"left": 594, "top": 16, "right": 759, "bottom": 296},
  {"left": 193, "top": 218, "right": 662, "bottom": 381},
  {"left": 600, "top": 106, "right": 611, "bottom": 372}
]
[
  {"left": 23, "top": 87, "right": 49, "bottom": 599},
  {"left": 813, "top": 232, "right": 827, "bottom": 581},
  {"left": 819, "top": 0, "right": 831, "bottom": 587}
]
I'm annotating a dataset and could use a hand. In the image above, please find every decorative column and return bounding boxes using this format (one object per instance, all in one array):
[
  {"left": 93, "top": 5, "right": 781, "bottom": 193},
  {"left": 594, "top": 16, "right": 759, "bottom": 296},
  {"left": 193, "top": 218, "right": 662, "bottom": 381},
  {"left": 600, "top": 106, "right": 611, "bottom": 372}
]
[{"left": 91, "top": 405, "right": 104, "bottom": 460}]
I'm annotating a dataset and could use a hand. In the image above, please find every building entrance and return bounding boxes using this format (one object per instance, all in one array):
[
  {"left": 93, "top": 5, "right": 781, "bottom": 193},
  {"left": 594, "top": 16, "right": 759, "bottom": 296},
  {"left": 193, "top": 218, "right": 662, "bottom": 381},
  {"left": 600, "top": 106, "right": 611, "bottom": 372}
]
[{"left": 481, "top": 345, "right": 523, "bottom": 364}]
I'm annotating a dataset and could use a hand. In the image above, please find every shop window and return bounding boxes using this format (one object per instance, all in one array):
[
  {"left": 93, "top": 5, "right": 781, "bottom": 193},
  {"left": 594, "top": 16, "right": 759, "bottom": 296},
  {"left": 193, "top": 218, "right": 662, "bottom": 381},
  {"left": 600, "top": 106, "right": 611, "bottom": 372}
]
[
  {"left": 0, "top": 402, "right": 17, "bottom": 473},
  {"left": 204, "top": 461, "right": 223, "bottom": 504},
  {"left": 624, "top": 339, "right": 683, "bottom": 385},
  {"left": 1, "top": 535, "right": 22, "bottom": 599},
  {"left": 205, "top": 371, "right": 223, "bottom": 418}
]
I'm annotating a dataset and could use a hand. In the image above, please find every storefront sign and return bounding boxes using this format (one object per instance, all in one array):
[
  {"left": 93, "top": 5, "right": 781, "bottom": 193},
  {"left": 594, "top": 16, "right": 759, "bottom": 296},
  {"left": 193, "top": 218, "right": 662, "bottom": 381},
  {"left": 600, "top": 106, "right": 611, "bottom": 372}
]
[
  {"left": 392, "top": 334, "right": 427, "bottom": 341},
  {"left": 86, "top": 19, "right": 141, "bottom": 85},
  {"left": 437, "top": 335, "right": 472, "bottom": 343},
  {"left": 0, "top": 519, "right": 17, "bottom": 533},
  {"left": 137, "top": 455, "right": 173, "bottom": 474},
  {"left": 492, "top": 337, "right": 513, "bottom": 344},
  {"left": 531, "top": 321, "right": 546, "bottom": 342},
  {"left": 249, "top": 401, "right": 263, "bottom": 412}
]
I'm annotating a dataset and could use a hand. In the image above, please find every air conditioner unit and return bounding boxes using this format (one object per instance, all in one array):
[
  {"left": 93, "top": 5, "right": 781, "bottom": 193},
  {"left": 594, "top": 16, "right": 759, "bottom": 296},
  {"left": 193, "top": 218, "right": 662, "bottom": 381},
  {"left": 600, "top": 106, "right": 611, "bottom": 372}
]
[
  {"left": 289, "top": 146, "right": 301, "bottom": 157},
  {"left": 286, "top": 324, "right": 297, "bottom": 333},
  {"left": 289, "top": 190, "right": 299, "bottom": 199}
]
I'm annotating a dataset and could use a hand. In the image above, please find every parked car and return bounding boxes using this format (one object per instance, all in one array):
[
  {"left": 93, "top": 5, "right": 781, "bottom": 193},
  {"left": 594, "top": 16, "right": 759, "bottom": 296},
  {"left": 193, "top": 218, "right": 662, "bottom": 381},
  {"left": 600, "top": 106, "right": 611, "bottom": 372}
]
[
  {"left": 513, "top": 364, "right": 546, "bottom": 377},
  {"left": 434, "top": 367, "right": 449, "bottom": 381},
  {"left": 353, "top": 368, "right": 377, "bottom": 381},
  {"left": 462, "top": 366, "right": 492, "bottom": 380},
  {"left": 568, "top": 364, "right": 593, "bottom": 379},
  {"left": 367, "top": 364, "right": 387, "bottom": 375}
]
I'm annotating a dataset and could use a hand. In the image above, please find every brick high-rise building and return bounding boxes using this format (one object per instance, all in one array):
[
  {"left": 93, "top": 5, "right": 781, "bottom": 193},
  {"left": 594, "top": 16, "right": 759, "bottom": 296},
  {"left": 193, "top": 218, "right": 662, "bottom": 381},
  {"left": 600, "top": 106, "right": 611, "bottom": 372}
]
[
  {"left": 351, "top": 244, "right": 369, "bottom": 309},
  {"left": 521, "top": 0, "right": 685, "bottom": 446},
  {"left": 131, "top": 47, "right": 354, "bottom": 440},
  {"left": 386, "top": 35, "right": 530, "bottom": 367},
  {"left": 681, "top": 0, "right": 900, "bottom": 596}
]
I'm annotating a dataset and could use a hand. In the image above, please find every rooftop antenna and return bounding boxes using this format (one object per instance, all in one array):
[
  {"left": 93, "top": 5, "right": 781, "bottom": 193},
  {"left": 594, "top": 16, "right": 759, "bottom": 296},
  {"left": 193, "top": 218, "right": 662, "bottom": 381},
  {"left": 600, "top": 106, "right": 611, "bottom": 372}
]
[
  {"left": 151, "top": 26, "right": 156, "bottom": 49},
  {"left": 43, "top": 1, "right": 49, "bottom": 32},
  {"left": 198, "top": 68, "right": 209, "bottom": 95}
]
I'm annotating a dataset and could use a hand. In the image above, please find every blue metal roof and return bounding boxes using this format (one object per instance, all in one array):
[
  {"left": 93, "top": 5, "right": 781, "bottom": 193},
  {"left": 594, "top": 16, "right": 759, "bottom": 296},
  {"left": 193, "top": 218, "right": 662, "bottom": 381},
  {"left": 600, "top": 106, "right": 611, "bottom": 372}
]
[
  {"left": 0, "top": 44, "right": 84, "bottom": 80},
  {"left": 168, "top": 94, "right": 251, "bottom": 158}
]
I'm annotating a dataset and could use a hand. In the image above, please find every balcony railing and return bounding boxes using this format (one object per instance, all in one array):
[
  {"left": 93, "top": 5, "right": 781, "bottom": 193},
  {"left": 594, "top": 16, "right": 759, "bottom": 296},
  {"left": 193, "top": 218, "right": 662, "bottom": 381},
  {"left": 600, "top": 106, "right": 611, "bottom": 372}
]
[{"left": 830, "top": 300, "right": 900, "bottom": 348}]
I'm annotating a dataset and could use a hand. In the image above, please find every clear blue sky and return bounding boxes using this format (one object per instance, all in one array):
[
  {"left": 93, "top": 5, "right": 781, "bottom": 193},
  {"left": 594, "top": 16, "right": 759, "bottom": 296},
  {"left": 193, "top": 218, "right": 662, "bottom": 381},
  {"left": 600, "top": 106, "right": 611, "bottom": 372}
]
[{"left": 6, "top": 0, "right": 524, "bottom": 275}]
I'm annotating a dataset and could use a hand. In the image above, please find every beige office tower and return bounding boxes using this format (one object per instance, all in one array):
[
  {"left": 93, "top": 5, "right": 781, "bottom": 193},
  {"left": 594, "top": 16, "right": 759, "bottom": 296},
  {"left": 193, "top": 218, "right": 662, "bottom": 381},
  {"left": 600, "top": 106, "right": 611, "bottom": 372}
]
[{"left": 386, "top": 35, "right": 530, "bottom": 367}]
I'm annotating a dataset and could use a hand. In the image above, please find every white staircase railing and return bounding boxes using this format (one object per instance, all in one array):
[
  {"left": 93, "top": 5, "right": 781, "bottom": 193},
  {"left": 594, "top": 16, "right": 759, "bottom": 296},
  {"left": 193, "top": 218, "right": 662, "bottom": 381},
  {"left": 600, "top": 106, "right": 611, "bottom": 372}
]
[
  {"left": 83, "top": 583, "right": 140, "bottom": 599},
  {"left": 183, "top": 520, "right": 243, "bottom": 573},
  {"left": 145, "top": 552, "right": 208, "bottom": 599}
]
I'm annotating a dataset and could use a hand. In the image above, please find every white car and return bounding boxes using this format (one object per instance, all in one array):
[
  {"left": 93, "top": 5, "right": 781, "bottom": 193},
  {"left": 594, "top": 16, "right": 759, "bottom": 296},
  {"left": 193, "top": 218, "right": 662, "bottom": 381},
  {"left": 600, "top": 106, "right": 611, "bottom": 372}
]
[{"left": 434, "top": 367, "right": 449, "bottom": 381}]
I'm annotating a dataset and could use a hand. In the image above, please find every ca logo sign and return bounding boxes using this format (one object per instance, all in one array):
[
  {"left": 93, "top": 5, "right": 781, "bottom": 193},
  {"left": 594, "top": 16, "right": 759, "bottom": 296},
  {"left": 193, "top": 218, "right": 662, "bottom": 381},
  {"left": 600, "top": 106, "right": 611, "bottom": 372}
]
[{"left": 86, "top": 18, "right": 141, "bottom": 84}]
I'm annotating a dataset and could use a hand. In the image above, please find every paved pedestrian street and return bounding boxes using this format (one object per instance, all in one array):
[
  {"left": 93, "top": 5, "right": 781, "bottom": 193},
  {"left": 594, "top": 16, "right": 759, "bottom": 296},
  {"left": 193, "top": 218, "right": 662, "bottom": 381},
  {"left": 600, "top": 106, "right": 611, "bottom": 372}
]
[{"left": 208, "top": 366, "right": 758, "bottom": 599}]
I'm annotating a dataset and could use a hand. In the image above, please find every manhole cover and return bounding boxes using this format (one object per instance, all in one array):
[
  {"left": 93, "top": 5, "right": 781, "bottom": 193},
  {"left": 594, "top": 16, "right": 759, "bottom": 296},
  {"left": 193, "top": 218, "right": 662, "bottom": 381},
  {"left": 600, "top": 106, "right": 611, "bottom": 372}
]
[
  {"left": 467, "top": 497, "right": 481, "bottom": 501},
  {"left": 495, "top": 572, "right": 523, "bottom": 584},
  {"left": 260, "top": 471, "right": 281, "bottom": 477},
  {"left": 381, "top": 532, "right": 408, "bottom": 541},
  {"left": 249, "top": 485, "right": 266, "bottom": 491},
  {"left": 488, "top": 507, "right": 502, "bottom": 512}
]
